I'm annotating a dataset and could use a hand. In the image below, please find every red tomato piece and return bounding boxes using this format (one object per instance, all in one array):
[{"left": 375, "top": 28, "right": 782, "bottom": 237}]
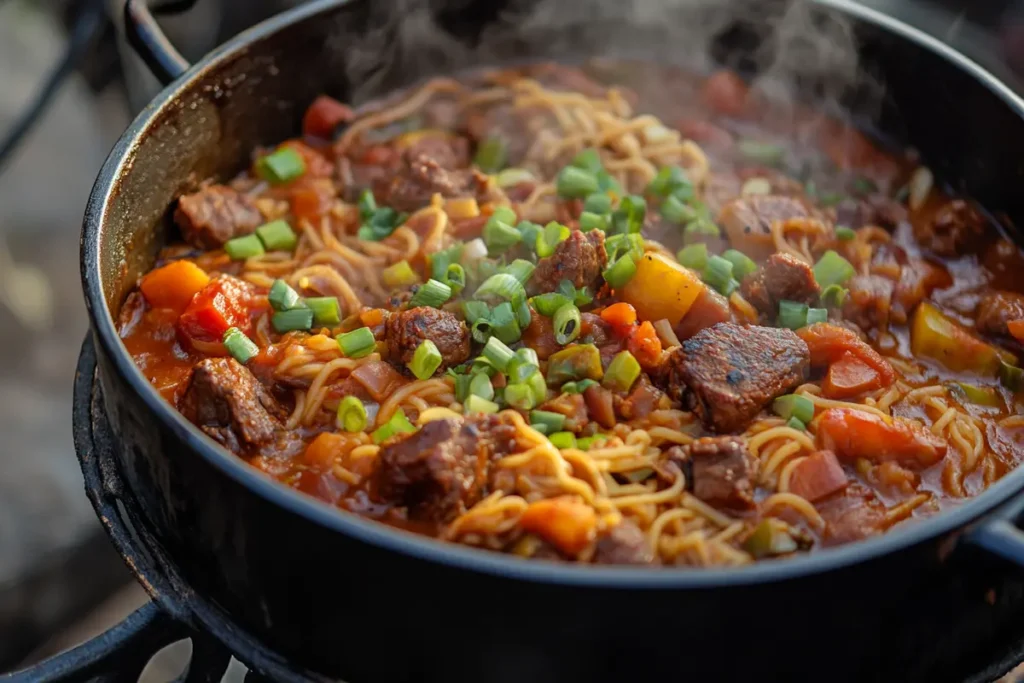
[
  {"left": 302, "top": 95, "right": 354, "bottom": 140},
  {"left": 178, "top": 276, "right": 256, "bottom": 346}
]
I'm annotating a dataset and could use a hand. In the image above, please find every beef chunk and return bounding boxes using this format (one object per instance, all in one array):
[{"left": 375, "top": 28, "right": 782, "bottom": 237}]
[
  {"left": 916, "top": 199, "right": 986, "bottom": 256},
  {"left": 817, "top": 485, "right": 886, "bottom": 545},
  {"left": 843, "top": 274, "right": 894, "bottom": 331},
  {"left": 615, "top": 378, "right": 666, "bottom": 421},
  {"left": 174, "top": 184, "right": 264, "bottom": 249},
  {"left": 834, "top": 195, "right": 906, "bottom": 230},
  {"left": 180, "top": 358, "right": 282, "bottom": 452},
  {"left": 719, "top": 195, "right": 811, "bottom": 260},
  {"left": 385, "top": 306, "right": 471, "bottom": 371},
  {"left": 739, "top": 253, "right": 820, "bottom": 315},
  {"left": 657, "top": 323, "right": 810, "bottom": 432},
  {"left": 592, "top": 520, "right": 655, "bottom": 565},
  {"left": 374, "top": 142, "right": 489, "bottom": 212},
  {"left": 373, "top": 416, "right": 517, "bottom": 523},
  {"left": 977, "top": 290, "right": 1024, "bottom": 338},
  {"left": 674, "top": 287, "right": 733, "bottom": 341},
  {"left": 529, "top": 229, "right": 607, "bottom": 295},
  {"left": 685, "top": 435, "right": 757, "bottom": 509}
]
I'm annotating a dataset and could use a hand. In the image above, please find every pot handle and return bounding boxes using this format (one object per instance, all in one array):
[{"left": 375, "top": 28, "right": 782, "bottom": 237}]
[
  {"left": 966, "top": 492, "right": 1024, "bottom": 567},
  {"left": 122, "top": 0, "right": 194, "bottom": 86}
]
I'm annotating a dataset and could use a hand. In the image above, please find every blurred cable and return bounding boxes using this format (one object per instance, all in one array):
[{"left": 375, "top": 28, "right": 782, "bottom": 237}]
[{"left": 0, "top": 0, "right": 106, "bottom": 177}]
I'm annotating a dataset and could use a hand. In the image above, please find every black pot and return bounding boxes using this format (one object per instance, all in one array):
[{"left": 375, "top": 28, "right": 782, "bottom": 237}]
[{"left": 76, "top": 1, "right": 1024, "bottom": 681}]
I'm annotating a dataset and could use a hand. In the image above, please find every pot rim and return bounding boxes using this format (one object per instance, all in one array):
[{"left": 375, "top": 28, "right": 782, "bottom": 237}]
[{"left": 81, "top": 0, "right": 1024, "bottom": 588}]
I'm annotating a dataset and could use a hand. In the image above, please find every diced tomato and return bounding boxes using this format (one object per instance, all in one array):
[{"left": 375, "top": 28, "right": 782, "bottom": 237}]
[
  {"left": 816, "top": 408, "right": 947, "bottom": 469},
  {"left": 627, "top": 320, "right": 663, "bottom": 369},
  {"left": 302, "top": 95, "right": 354, "bottom": 140},
  {"left": 1009, "top": 319, "right": 1024, "bottom": 344},
  {"left": 787, "top": 450, "right": 849, "bottom": 502},
  {"left": 600, "top": 302, "right": 638, "bottom": 335},
  {"left": 178, "top": 276, "right": 256, "bottom": 346},
  {"left": 700, "top": 70, "right": 750, "bottom": 117},
  {"left": 822, "top": 352, "right": 884, "bottom": 399},
  {"left": 360, "top": 145, "right": 396, "bottom": 166},
  {"left": 519, "top": 497, "right": 597, "bottom": 556},
  {"left": 290, "top": 181, "right": 333, "bottom": 223},
  {"left": 797, "top": 323, "right": 895, "bottom": 387}
]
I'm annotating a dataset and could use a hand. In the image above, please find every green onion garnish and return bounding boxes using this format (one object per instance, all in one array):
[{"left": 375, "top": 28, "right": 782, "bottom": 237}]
[
  {"left": 337, "top": 395, "right": 368, "bottom": 432},
  {"left": 474, "top": 137, "right": 507, "bottom": 173},
  {"left": 536, "top": 221, "right": 571, "bottom": 258},
  {"left": 409, "top": 339, "right": 442, "bottom": 379},
  {"left": 661, "top": 194, "right": 696, "bottom": 225},
  {"left": 530, "top": 422, "right": 550, "bottom": 435},
  {"left": 255, "top": 147, "right": 306, "bottom": 184},
  {"left": 772, "top": 394, "right": 815, "bottom": 424},
  {"left": 453, "top": 373, "right": 473, "bottom": 402},
  {"left": 806, "top": 307, "right": 828, "bottom": 325},
  {"left": 462, "top": 300, "right": 490, "bottom": 324},
  {"left": 272, "top": 308, "right": 314, "bottom": 333},
  {"left": 463, "top": 394, "right": 500, "bottom": 415},
  {"left": 516, "top": 221, "right": 542, "bottom": 253},
  {"left": 786, "top": 416, "right": 807, "bottom": 432},
  {"left": 337, "top": 326, "right": 376, "bottom": 358},
  {"left": 851, "top": 176, "right": 878, "bottom": 196},
  {"left": 776, "top": 300, "right": 810, "bottom": 330},
  {"left": 469, "top": 372, "right": 495, "bottom": 401},
  {"left": 358, "top": 207, "right": 406, "bottom": 242},
  {"left": 516, "top": 347, "right": 539, "bottom": 367},
  {"left": 531, "top": 292, "right": 571, "bottom": 317},
  {"left": 409, "top": 279, "right": 452, "bottom": 308},
  {"left": 579, "top": 211, "right": 607, "bottom": 232},
  {"left": 553, "top": 303, "right": 582, "bottom": 345},
  {"left": 575, "top": 436, "right": 599, "bottom": 450},
  {"left": 224, "top": 234, "right": 265, "bottom": 260},
  {"left": 482, "top": 336, "right": 515, "bottom": 373},
  {"left": 495, "top": 168, "right": 535, "bottom": 188},
  {"left": 835, "top": 226, "right": 856, "bottom": 241},
  {"left": 647, "top": 165, "right": 692, "bottom": 198},
  {"left": 1000, "top": 360, "right": 1023, "bottom": 392},
  {"left": 515, "top": 297, "right": 532, "bottom": 330},
  {"left": 306, "top": 297, "right": 341, "bottom": 327},
  {"left": 358, "top": 189, "right": 377, "bottom": 218},
  {"left": 268, "top": 279, "right": 302, "bottom": 311},
  {"left": 483, "top": 215, "right": 522, "bottom": 254},
  {"left": 371, "top": 408, "right": 417, "bottom": 443},
  {"left": 504, "top": 382, "right": 536, "bottom": 410},
  {"left": 611, "top": 194, "right": 646, "bottom": 235},
  {"left": 737, "top": 139, "right": 785, "bottom": 166},
  {"left": 526, "top": 370, "right": 547, "bottom": 405},
  {"left": 702, "top": 255, "right": 735, "bottom": 295},
  {"left": 549, "top": 431, "right": 577, "bottom": 449},
  {"left": 603, "top": 254, "right": 637, "bottom": 289},
  {"left": 222, "top": 327, "right": 259, "bottom": 364},
  {"left": 571, "top": 148, "right": 603, "bottom": 173},
  {"left": 583, "top": 192, "right": 612, "bottom": 215},
  {"left": 256, "top": 220, "right": 298, "bottom": 251},
  {"left": 595, "top": 169, "right": 621, "bottom": 193},
  {"left": 530, "top": 410, "right": 566, "bottom": 433},
  {"left": 722, "top": 249, "right": 757, "bottom": 280},
  {"left": 445, "top": 263, "right": 466, "bottom": 293},
  {"left": 475, "top": 272, "right": 526, "bottom": 303},
  {"left": 546, "top": 344, "right": 603, "bottom": 385},
  {"left": 503, "top": 259, "right": 536, "bottom": 284},
  {"left": 813, "top": 250, "right": 856, "bottom": 288},
  {"left": 489, "top": 301, "right": 522, "bottom": 344},
  {"left": 677, "top": 243, "right": 708, "bottom": 271},
  {"left": 558, "top": 279, "right": 594, "bottom": 307},
  {"left": 557, "top": 166, "right": 599, "bottom": 199},
  {"left": 603, "top": 350, "right": 641, "bottom": 393},
  {"left": 471, "top": 318, "right": 493, "bottom": 344},
  {"left": 820, "top": 284, "right": 848, "bottom": 308},
  {"left": 683, "top": 218, "right": 721, "bottom": 239},
  {"left": 383, "top": 260, "right": 419, "bottom": 288}
]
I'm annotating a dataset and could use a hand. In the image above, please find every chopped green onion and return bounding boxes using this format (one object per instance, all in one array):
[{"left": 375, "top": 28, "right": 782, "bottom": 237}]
[
  {"left": 777, "top": 300, "right": 809, "bottom": 330},
  {"left": 483, "top": 216, "right": 522, "bottom": 254},
  {"left": 722, "top": 249, "right": 757, "bottom": 280},
  {"left": 474, "top": 137, "right": 507, "bottom": 173},
  {"left": 531, "top": 422, "right": 550, "bottom": 435},
  {"left": 337, "top": 326, "right": 376, "bottom": 358},
  {"left": 536, "top": 221, "right": 571, "bottom": 258},
  {"left": 464, "top": 394, "right": 500, "bottom": 415},
  {"left": 504, "top": 259, "right": 536, "bottom": 284},
  {"left": 549, "top": 431, "right": 577, "bottom": 449},
  {"left": 603, "top": 350, "right": 641, "bottom": 393},
  {"left": 272, "top": 308, "right": 314, "bottom": 334},
  {"left": 583, "top": 193, "right": 612, "bottom": 214},
  {"left": 516, "top": 221, "right": 542, "bottom": 252},
  {"left": 647, "top": 165, "right": 692, "bottom": 199},
  {"left": 603, "top": 254, "right": 637, "bottom": 289},
  {"left": 256, "top": 220, "right": 298, "bottom": 251},
  {"left": 471, "top": 318, "right": 493, "bottom": 344},
  {"left": 683, "top": 218, "right": 721, "bottom": 239},
  {"left": 677, "top": 243, "right": 709, "bottom": 271},
  {"left": 429, "top": 243, "right": 464, "bottom": 281},
  {"left": 818, "top": 192, "right": 846, "bottom": 207},
  {"left": 530, "top": 410, "right": 566, "bottom": 433},
  {"left": 306, "top": 297, "right": 341, "bottom": 327},
  {"left": 409, "top": 279, "right": 452, "bottom": 308},
  {"left": 408, "top": 340, "right": 442, "bottom": 379},
  {"left": 835, "top": 226, "right": 856, "bottom": 241},
  {"left": 490, "top": 206, "right": 516, "bottom": 225},
  {"left": 495, "top": 168, "right": 535, "bottom": 188},
  {"left": 462, "top": 300, "right": 490, "bottom": 324},
  {"left": 371, "top": 408, "right": 417, "bottom": 443},
  {"left": 515, "top": 297, "right": 532, "bottom": 329},
  {"left": 611, "top": 194, "right": 646, "bottom": 235},
  {"left": 851, "top": 176, "right": 878, "bottom": 196},
  {"left": 516, "top": 347, "right": 539, "bottom": 366},
  {"left": 508, "top": 358, "right": 539, "bottom": 384},
  {"left": 579, "top": 211, "right": 607, "bottom": 232},
  {"left": 557, "top": 166, "right": 599, "bottom": 199},
  {"left": 489, "top": 301, "right": 521, "bottom": 344},
  {"left": 482, "top": 336, "right": 515, "bottom": 373},
  {"left": 786, "top": 416, "right": 807, "bottom": 431},
  {"left": 1000, "top": 360, "right": 1023, "bottom": 392},
  {"left": 526, "top": 368, "right": 547, "bottom": 404},
  {"left": 224, "top": 234, "right": 265, "bottom": 260},
  {"left": 571, "top": 148, "right": 603, "bottom": 173},
  {"left": 383, "top": 260, "right": 419, "bottom": 288},
  {"left": 702, "top": 255, "right": 735, "bottom": 295},
  {"left": 737, "top": 139, "right": 785, "bottom": 166},
  {"left": 255, "top": 147, "right": 306, "bottom": 184},
  {"left": 605, "top": 233, "right": 645, "bottom": 263},
  {"left": 575, "top": 436, "right": 601, "bottom": 450},
  {"left": 562, "top": 378, "right": 597, "bottom": 394},
  {"left": 946, "top": 381, "right": 1004, "bottom": 408},
  {"left": 471, "top": 356, "right": 498, "bottom": 377},
  {"left": 595, "top": 170, "right": 621, "bottom": 193},
  {"left": 453, "top": 373, "right": 473, "bottom": 402},
  {"left": 813, "top": 250, "right": 856, "bottom": 288},
  {"left": 358, "top": 207, "right": 406, "bottom": 241},
  {"left": 806, "top": 307, "right": 828, "bottom": 325},
  {"left": 531, "top": 292, "right": 571, "bottom": 317},
  {"left": 358, "top": 189, "right": 377, "bottom": 218},
  {"left": 268, "top": 279, "right": 302, "bottom": 311},
  {"left": 475, "top": 272, "right": 526, "bottom": 303},
  {"left": 661, "top": 194, "right": 697, "bottom": 225},
  {"left": 546, "top": 345, "right": 603, "bottom": 385},
  {"left": 504, "top": 382, "right": 536, "bottom": 410},
  {"left": 445, "top": 264, "right": 466, "bottom": 293},
  {"left": 553, "top": 303, "right": 582, "bottom": 345},
  {"left": 820, "top": 284, "right": 848, "bottom": 309},
  {"left": 222, "top": 327, "right": 259, "bottom": 364},
  {"left": 772, "top": 394, "right": 815, "bottom": 424},
  {"left": 337, "top": 396, "right": 368, "bottom": 432}
]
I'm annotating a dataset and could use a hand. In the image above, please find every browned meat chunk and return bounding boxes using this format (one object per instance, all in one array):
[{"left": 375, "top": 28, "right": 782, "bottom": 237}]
[
  {"left": 834, "top": 195, "right": 906, "bottom": 230},
  {"left": 180, "top": 358, "right": 283, "bottom": 452},
  {"left": 529, "top": 229, "right": 607, "bottom": 295},
  {"left": 817, "top": 484, "right": 887, "bottom": 545},
  {"left": 843, "top": 275, "right": 894, "bottom": 331},
  {"left": 374, "top": 141, "right": 489, "bottom": 212},
  {"left": 657, "top": 323, "right": 810, "bottom": 432},
  {"left": 674, "top": 287, "right": 733, "bottom": 341},
  {"left": 916, "top": 199, "right": 986, "bottom": 256},
  {"left": 615, "top": 378, "right": 666, "bottom": 421},
  {"left": 592, "top": 520, "right": 655, "bottom": 565},
  {"left": 385, "top": 306, "right": 471, "bottom": 372},
  {"left": 977, "top": 290, "right": 1024, "bottom": 338},
  {"left": 373, "top": 416, "right": 516, "bottom": 523},
  {"left": 740, "top": 253, "right": 820, "bottom": 315},
  {"left": 174, "top": 184, "right": 263, "bottom": 249},
  {"left": 685, "top": 435, "right": 757, "bottom": 509},
  {"left": 719, "top": 195, "right": 811, "bottom": 261},
  {"left": 404, "top": 134, "right": 471, "bottom": 169}
]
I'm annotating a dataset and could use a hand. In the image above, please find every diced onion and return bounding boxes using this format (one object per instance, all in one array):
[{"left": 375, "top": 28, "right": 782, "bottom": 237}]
[
  {"left": 741, "top": 177, "right": 772, "bottom": 197},
  {"left": 908, "top": 166, "right": 933, "bottom": 211},
  {"left": 653, "top": 319, "right": 681, "bottom": 348},
  {"left": 463, "top": 238, "right": 488, "bottom": 261}
]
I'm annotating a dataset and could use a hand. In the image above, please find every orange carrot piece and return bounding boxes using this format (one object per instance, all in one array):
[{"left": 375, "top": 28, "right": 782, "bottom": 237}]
[
  {"left": 1009, "top": 320, "right": 1024, "bottom": 344},
  {"left": 627, "top": 320, "right": 663, "bottom": 370},
  {"left": 139, "top": 260, "right": 210, "bottom": 313},
  {"left": 787, "top": 450, "right": 849, "bottom": 502},
  {"left": 519, "top": 497, "right": 597, "bottom": 556},
  {"left": 600, "top": 302, "right": 638, "bottom": 334},
  {"left": 304, "top": 432, "right": 349, "bottom": 468},
  {"left": 816, "top": 408, "right": 947, "bottom": 469},
  {"left": 822, "top": 352, "right": 883, "bottom": 399},
  {"left": 797, "top": 322, "right": 895, "bottom": 386}
]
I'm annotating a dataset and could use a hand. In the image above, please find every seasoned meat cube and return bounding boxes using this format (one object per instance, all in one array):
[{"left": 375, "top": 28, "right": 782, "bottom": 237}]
[
  {"left": 674, "top": 287, "right": 733, "bottom": 341},
  {"left": 740, "top": 253, "right": 820, "bottom": 315},
  {"left": 915, "top": 199, "right": 986, "bottom": 256},
  {"left": 685, "top": 435, "right": 757, "bottom": 509},
  {"left": 404, "top": 134, "right": 471, "bottom": 169},
  {"left": 373, "top": 416, "right": 517, "bottom": 523},
  {"left": 180, "top": 358, "right": 283, "bottom": 452},
  {"left": 843, "top": 275, "right": 894, "bottom": 331},
  {"left": 385, "top": 307, "right": 471, "bottom": 372},
  {"left": 529, "top": 229, "right": 607, "bottom": 295},
  {"left": 817, "top": 484, "right": 886, "bottom": 545},
  {"left": 374, "top": 142, "right": 490, "bottom": 212},
  {"left": 592, "top": 520, "right": 655, "bottom": 565},
  {"left": 834, "top": 195, "right": 906, "bottom": 230},
  {"left": 719, "top": 195, "right": 811, "bottom": 260},
  {"left": 615, "top": 378, "right": 666, "bottom": 421},
  {"left": 174, "top": 184, "right": 264, "bottom": 249},
  {"left": 976, "top": 290, "right": 1024, "bottom": 338},
  {"left": 657, "top": 323, "right": 810, "bottom": 432}
]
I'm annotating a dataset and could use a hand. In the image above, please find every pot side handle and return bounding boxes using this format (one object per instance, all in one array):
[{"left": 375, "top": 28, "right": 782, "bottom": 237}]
[
  {"left": 123, "top": 0, "right": 193, "bottom": 86},
  {"left": 966, "top": 492, "right": 1024, "bottom": 567}
]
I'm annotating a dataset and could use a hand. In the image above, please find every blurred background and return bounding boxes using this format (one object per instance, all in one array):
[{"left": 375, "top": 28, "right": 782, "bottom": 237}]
[{"left": 1, "top": 0, "right": 1024, "bottom": 679}]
